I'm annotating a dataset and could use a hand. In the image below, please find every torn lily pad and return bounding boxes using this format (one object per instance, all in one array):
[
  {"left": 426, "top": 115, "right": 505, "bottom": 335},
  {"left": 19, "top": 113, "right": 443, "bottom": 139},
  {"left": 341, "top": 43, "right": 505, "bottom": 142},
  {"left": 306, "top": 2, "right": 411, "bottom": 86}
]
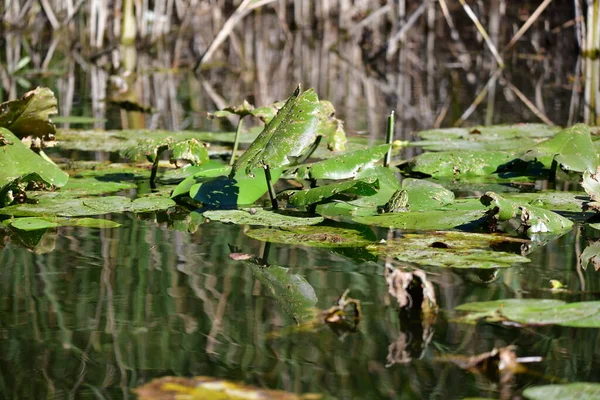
[
  {"left": 203, "top": 209, "right": 323, "bottom": 227},
  {"left": 580, "top": 242, "right": 600, "bottom": 271},
  {"left": 372, "top": 231, "right": 529, "bottom": 269},
  {"left": 481, "top": 192, "right": 573, "bottom": 234},
  {"left": 519, "top": 124, "right": 599, "bottom": 173}
]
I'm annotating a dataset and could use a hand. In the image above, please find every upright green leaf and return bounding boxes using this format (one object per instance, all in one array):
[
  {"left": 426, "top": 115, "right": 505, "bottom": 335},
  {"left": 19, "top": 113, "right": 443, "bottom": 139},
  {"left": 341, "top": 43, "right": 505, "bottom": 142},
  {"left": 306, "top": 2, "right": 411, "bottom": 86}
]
[{"left": 233, "top": 86, "right": 320, "bottom": 175}]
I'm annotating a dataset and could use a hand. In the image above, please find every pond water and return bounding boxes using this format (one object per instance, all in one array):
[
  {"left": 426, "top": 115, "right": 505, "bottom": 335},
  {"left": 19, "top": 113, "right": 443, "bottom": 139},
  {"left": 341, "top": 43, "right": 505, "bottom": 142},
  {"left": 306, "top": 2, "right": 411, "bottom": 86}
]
[{"left": 2, "top": 2, "right": 600, "bottom": 399}]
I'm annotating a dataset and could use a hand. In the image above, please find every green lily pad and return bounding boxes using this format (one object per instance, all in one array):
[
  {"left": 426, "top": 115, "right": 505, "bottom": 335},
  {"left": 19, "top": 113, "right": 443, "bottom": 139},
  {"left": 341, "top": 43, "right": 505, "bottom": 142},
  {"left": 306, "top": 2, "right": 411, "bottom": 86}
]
[
  {"left": 523, "top": 383, "right": 600, "bottom": 400},
  {"left": 582, "top": 168, "right": 600, "bottom": 202},
  {"left": 122, "top": 137, "right": 208, "bottom": 165},
  {"left": 280, "top": 177, "right": 379, "bottom": 207},
  {"left": 353, "top": 209, "right": 487, "bottom": 231},
  {"left": 315, "top": 167, "right": 401, "bottom": 217},
  {"left": 170, "top": 162, "right": 231, "bottom": 198},
  {"left": 417, "top": 124, "right": 559, "bottom": 141},
  {"left": 395, "top": 178, "right": 455, "bottom": 212},
  {"left": 456, "top": 299, "right": 600, "bottom": 327},
  {"left": 409, "top": 138, "right": 540, "bottom": 151},
  {"left": 520, "top": 124, "right": 598, "bottom": 173},
  {"left": 52, "top": 116, "right": 105, "bottom": 124},
  {"left": 9, "top": 216, "right": 120, "bottom": 231},
  {"left": 233, "top": 86, "right": 321, "bottom": 175},
  {"left": 245, "top": 224, "right": 376, "bottom": 248},
  {"left": 56, "top": 129, "right": 255, "bottom": 152},
  {"left": 0, "top": 128, "right": 69, "bottom": 205},
  {"left": 188, "top": 167, "right": 283, "bottom": 207},
  {"left": 481, "top": 192, "right": 574, "bottom": 234},
  {"left": 370, "top": 231, "right": 530, "bottom": 269},
  {"left": 0, "top": 195, "right": 176, "bottom": 217},
  {"left": 0, "top": 87, "right": 57, "bottom": 138},
  {"left": 203, "top": 209, "right": 323, "bottom": 227},
  {"left": 401, "top": 150, "right": 515, "bottom": 177},
  {"left": 285, "top": 144, "right": 390, "bottom": 180},
  {"left": 10, "top": 217, "right": 60, "bottom": 231}
]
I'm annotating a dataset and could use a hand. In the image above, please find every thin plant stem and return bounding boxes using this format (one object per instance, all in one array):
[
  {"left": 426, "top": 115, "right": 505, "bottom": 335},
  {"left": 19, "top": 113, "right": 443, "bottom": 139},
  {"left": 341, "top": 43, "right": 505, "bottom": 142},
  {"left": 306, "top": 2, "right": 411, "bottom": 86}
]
[
  {"left": 504, "top": 0, "right": 553, "bottom": 53},
  {"left": 384, "top": 111, "right": 395, "bottom": 168},
  {"left": 458, "top": 0, "right": 505, "bottom": 67},
  {"left": 229, "top": 116, "right": 244, "bottom": 166},
  {"left": 264, "top": 164, "right": 278, "bottom": 210}
]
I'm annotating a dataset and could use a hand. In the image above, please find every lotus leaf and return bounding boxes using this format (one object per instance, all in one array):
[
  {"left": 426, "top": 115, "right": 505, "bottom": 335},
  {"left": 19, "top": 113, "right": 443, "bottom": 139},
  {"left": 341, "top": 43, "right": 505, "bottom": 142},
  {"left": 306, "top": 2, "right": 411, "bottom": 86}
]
[{"left": 203, "top": 209, "right": 323, "bottom": 227}]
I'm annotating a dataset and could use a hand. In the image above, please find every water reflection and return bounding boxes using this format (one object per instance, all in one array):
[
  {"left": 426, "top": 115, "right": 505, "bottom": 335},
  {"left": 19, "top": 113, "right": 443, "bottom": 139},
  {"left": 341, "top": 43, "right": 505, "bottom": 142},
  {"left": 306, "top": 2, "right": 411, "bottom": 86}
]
[{"left": 1, "top": 213, "right": 599, "bottom": 398}]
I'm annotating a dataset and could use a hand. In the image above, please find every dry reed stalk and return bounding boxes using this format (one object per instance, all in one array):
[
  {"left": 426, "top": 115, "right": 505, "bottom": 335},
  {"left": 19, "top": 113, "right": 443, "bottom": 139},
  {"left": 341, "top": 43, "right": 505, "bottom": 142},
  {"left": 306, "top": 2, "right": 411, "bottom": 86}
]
[
  {"left": 453, "top": 68, "right": 502, "bottom": 127},
  {"left": 502, "top": 77, "right": 555, "bottom": 126},
  {"left": 195, "top": 0, "right": 278, "bottom": 70},
  {"left": 386, "top": 2, "right": 427, "bottom": 59},
  {"left": 458, "top": 0, "right": 504, "bottom": 67},
  {"left": 504, "top": 0, "right": 553, "bottom": 53}
]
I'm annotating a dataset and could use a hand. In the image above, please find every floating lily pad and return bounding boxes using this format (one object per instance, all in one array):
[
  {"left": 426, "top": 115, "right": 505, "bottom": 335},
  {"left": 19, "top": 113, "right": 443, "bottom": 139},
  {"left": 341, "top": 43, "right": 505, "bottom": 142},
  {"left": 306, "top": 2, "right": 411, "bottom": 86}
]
[
  {"left": 0, "top": 87, "right": 57, "bottom": 138},
  {"left": 410, "top": 138, "right": 540, "bottom": 151},
  {"left": 401, "top": 150, "right": 515, "bottom": 177},
  {"left": 371, "top": 232, "right": 529, "bottom": 269},
  {"left": 417, "top": 124, "right": 559, "bottom": 141},
  {"left": 246, "top": 224, "right": 376, "bottom": 248},
  {"left": 481, "top": 192, "right": 574, "bottom": 234},
  {"left": 56, "top": 129, "right": 256, "bottom": 152},
  {"left": 455, "top": 299, "right": 600, "bottom": 327},
  {"left": 280, "top": 177, "right": 379, "bottom": 207},
  {"left": 520, "top": 124, "right": 598, "bottom": 173},
  {"left": 523, "top": 383, "right": 600, "bottom": 400},
  {"left": 203, "top": 209, "right": 323, "bottom": 227},
  {"left": 188, "top": 167, "right": 283, "bottom": 207},
  {"left": 9, "top": 216, "right": 120, "bottom": 231},
  {"left": 393, "top": 178, "right": 455, "bottom": 212},
  {"left": 285, "top": 144, "right": 390, "bottom": 180},
  {"left": 210, "top": 99, "right": 278, "bottom": 122},
  {"left": 0, "top": 195, "right": 176, "bottom": 217},
  {"left": 353, "top": 209, "right": 487, "bottom": 231},
  {"left": 52, "top": 116, "right": 105, "bottom": 124}
]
